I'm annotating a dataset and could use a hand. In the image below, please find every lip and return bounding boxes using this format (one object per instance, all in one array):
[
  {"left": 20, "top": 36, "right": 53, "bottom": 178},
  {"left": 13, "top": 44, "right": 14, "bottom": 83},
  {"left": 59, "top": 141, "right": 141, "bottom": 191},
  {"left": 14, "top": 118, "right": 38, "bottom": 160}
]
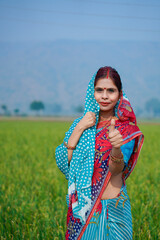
[{"left": 100, "top": 102, "right": 110, "bottom": 106}]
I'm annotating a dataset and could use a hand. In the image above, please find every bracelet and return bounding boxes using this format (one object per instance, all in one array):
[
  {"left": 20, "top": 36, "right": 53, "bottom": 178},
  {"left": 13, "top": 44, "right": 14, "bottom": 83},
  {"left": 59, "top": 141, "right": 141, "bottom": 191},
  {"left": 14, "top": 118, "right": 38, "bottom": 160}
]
[
  {"left": 64, "top": 141, "right": 76, "bottom": 150},
  {"left": 110, "top": 152, "right": 124, "bottom": 163}
]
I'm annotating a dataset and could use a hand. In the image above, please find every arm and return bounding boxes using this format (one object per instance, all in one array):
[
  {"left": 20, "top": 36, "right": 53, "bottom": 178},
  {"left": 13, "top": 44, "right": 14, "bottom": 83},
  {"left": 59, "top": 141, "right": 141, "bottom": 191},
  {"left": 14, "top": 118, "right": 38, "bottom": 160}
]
[
  {"left": 109, "top": 147, "right": 124, "bottom": 175},
  {"left": 66, "top": 112, "right": 96, "bottom": 163},
  {"left": 109, "top": 139, "right": 135, "bottom": 175},
  {"left": 55, "top": 117, "right": 83, "bottom": 180},
  {"left": 67, "top": 122, "right": 85, "bottom": 163},
  {"left": 108, "top": 119, "right": 124, "bottom": 175},
  {"left": 108, "top": 118, "right": 135, "bottom": 176},
  {"left": 55, "top": 112, "right": 96, "bottom": 179}
]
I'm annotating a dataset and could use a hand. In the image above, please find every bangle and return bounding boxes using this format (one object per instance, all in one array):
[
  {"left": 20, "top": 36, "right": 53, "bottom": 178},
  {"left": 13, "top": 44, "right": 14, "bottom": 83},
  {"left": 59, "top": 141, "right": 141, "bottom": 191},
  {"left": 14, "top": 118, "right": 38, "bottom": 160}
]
[
  {"left": 64, "top": 141, "right": 76, "bottom": 150},
  {"left": 110, "top": 152, "right": 124, "bottom": 163}
]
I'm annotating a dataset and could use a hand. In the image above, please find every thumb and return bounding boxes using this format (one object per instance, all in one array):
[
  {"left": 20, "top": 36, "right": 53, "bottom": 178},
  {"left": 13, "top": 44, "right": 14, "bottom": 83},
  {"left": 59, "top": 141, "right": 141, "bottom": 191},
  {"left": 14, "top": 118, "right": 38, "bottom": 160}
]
[{"left": 109, "top": 118, "right": 115, "bottom": 133}]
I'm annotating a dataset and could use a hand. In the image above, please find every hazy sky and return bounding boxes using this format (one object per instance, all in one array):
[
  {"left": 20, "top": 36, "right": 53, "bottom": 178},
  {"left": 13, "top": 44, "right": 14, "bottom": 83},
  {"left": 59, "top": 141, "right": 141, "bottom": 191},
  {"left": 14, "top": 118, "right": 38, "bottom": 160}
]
[{"left": 0, "top": 0, "right": 160, "bottom": 42}]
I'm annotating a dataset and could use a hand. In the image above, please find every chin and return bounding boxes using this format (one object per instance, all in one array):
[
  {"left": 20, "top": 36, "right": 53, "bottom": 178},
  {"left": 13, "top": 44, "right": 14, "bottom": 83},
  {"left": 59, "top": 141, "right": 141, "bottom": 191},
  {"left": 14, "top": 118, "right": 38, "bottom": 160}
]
[{"left": 100, "top": 107, "right": 111, "bottom": 111}]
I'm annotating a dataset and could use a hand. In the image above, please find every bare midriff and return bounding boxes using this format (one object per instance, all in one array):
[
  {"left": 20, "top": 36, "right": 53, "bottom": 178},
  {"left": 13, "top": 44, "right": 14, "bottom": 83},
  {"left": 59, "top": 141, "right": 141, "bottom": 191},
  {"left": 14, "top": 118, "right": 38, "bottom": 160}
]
[{"left": 101, "top": 172, "right": 123, "bottom": 199}]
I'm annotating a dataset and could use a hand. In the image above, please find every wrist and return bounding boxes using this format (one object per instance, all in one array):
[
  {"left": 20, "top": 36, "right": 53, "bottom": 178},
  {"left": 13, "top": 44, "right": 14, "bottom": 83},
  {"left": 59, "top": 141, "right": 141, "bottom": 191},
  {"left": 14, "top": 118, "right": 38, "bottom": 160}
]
[
  {"left": 111, "top": 147, "right": 122, "bottom": 158},
  {"left": 77, "top": 122, "right": 85, "bottom": 132},
  {"left": 110, "top": 152, "right": 123, "bottom": 164},
  {"left": 64, "top": 141, "right": 76, "bottom": 150}
]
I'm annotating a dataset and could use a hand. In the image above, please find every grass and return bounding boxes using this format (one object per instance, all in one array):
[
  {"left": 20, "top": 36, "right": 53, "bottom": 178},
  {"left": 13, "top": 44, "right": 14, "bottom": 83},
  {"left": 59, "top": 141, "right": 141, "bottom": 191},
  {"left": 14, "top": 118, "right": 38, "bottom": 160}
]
[{"left": 0, "top": 121, "right": 159, "bottom": 239}]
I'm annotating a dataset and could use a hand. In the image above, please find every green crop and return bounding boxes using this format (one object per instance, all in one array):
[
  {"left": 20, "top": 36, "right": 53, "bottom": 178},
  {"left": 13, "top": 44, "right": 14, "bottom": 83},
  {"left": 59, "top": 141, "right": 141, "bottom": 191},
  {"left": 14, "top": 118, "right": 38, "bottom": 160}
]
[{"left": 0, "top": 121, "right": 159, "bottom": 239}]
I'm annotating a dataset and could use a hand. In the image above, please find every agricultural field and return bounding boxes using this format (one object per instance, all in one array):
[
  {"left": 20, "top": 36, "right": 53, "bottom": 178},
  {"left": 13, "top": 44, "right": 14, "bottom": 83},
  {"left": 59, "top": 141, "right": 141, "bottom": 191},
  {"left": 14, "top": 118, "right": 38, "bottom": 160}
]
[{"left": 0, "top": 120, "right": 159, "bottom": 239}]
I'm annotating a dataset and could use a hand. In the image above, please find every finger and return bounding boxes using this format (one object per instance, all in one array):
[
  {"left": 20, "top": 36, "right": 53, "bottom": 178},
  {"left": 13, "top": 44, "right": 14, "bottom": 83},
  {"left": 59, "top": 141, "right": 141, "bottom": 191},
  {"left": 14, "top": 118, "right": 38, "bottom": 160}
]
[
  {"left": 92, "top": 115, "right": 96, "bottom": 121},
  {"left": 91, "top": 116, "right": 96, "bottom": 122},
  {"left": 110, "top": 140, "right": 123, "bottom": 148},
  {"left": 110, "top": 131, "right": 122, "bottom": 139},
  {"left": 110, "top": 138, "right": 123, "bottom": 145},
  {"left": 91, "top": 112, "right": 96, "bottom": 118},
  {"left": 112, "top": 143, "right": 123, "bottom": 148},
  {"left": 109, "top": 130, "right": 119, "bottom": 139},
  {"left": 109, "top": 118, "right": 115, "bottom": 133},
  {"left": 109, "top": 135, "right": 123, "bottom": 142}
]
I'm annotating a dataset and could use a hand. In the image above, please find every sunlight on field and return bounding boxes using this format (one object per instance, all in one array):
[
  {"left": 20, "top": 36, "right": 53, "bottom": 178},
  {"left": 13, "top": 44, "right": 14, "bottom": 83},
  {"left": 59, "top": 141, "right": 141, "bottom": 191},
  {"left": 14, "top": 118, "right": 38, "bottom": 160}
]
[{"left": 0, "top": 121, "right": 159, "bottom": 239}]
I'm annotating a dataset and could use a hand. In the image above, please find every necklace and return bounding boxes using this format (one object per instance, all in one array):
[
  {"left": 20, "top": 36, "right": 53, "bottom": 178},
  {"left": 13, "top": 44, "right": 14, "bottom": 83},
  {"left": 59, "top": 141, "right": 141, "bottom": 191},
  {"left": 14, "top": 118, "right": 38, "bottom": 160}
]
[
  {"left": 97, "top": 117, "right": 112, "bottom": 129},
  {"left": 97, "top": 116, "right": 118, "bottom": 129}
]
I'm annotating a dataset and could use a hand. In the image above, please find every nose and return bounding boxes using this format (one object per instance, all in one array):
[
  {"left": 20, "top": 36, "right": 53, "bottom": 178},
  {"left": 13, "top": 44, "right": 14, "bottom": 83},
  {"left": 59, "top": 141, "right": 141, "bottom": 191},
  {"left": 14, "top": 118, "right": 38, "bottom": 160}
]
[{"left": 102, "top": 90, "right": 108, "bottom": 99}]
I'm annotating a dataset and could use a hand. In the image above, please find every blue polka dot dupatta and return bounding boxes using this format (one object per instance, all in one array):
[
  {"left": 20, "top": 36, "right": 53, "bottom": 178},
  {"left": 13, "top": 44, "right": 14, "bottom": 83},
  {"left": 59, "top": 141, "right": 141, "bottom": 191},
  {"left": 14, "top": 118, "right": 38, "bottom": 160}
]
[{"left": 56, "top": 73, "right": 101, "bottom": 224}]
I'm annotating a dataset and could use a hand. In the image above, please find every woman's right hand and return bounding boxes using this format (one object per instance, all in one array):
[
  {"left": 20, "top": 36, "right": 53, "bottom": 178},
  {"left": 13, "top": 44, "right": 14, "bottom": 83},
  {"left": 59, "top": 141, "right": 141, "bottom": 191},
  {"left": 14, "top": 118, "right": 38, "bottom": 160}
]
[{"left": 79, "top": 112, "right": 96, "bottom": 130}]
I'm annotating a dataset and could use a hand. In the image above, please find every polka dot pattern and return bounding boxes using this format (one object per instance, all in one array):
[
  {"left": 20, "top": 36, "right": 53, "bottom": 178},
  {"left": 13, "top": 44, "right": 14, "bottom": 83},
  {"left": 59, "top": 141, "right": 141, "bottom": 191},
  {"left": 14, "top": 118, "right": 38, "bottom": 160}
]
[{"left": 56, "top": 73, "right": 102, "bottom": 223}]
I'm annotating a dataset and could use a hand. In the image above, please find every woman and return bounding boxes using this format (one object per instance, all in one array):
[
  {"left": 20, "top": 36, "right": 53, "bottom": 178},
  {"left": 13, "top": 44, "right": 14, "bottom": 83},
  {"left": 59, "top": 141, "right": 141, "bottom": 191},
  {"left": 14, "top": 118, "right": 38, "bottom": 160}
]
[{"left": 55, "top": 66, "right": 144, "bottom": 240}]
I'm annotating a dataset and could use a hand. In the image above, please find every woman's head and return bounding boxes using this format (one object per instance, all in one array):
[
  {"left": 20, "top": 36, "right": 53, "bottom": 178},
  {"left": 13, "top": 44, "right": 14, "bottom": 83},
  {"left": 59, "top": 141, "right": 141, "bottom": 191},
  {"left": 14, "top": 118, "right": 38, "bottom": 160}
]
[
  {"left": 94, "top": 66, "right": 122, "bottom": 92},
  {"left": 94, "top": 66, "right": 122, "bottom": 114}
]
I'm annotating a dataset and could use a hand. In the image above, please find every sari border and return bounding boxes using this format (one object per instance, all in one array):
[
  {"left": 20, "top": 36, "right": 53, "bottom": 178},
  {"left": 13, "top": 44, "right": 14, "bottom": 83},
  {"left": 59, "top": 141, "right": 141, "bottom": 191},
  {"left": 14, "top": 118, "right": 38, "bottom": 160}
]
[
  {"left": 77, "top": 171, "right": 111, "bottom": 240},
  {"left": 122, "top": 131, "right": 144, "bottom": 179},
  {"left": 123, "top": 132, "right": 144, "bottom": 146}
]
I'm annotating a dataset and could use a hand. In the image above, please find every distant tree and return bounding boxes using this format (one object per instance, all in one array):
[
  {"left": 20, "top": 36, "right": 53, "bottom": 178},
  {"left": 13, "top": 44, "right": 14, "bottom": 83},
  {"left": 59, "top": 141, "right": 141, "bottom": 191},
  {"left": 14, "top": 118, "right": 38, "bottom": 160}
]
[
  {"left": 14, "top": 108, "right": 20, "bottom": 116},
  {"left": 1, "top": 105, "right": 7, "bottom": 115},
  {"left": 30, "top": 101, "right": 45, "bottom": 115},
  {"left": 145, "top": 98, "right": 160, "bottom": 117}
]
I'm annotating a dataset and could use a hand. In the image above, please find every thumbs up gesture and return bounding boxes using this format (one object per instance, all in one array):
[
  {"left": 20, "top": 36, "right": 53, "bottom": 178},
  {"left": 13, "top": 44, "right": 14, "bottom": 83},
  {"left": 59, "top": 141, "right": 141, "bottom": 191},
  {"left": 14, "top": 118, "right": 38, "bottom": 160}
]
[{"left": 108, "top": 118, "right": 123, "bottom": 148}]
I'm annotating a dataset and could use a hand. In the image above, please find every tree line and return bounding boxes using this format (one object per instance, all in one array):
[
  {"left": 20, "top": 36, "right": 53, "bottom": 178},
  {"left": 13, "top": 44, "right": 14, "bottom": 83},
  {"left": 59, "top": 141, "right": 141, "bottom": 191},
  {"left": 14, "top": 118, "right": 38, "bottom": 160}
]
[
  {"left": 0, "top": 101, "right": 45, "bottom": 116},
  {"left": 1, "top": 98, "right": 160, "bottom": 117},
  {"left": 0, "top": 100, "right": 84, "bottom": 116}
]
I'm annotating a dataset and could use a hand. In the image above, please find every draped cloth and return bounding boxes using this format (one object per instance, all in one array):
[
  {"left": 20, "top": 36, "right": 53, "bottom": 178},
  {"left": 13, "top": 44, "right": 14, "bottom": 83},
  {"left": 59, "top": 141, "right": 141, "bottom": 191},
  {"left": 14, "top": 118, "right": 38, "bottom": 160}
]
[{"left": 55, "top": 73, "right": 144, "bottom": 240}]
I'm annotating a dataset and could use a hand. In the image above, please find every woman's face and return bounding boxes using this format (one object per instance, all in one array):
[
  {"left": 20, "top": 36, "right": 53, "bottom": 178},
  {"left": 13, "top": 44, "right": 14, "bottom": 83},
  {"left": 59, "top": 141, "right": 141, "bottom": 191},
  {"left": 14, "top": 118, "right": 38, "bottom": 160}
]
[{"left": 94, "top": 77, "right": 120, "bottom": 112}]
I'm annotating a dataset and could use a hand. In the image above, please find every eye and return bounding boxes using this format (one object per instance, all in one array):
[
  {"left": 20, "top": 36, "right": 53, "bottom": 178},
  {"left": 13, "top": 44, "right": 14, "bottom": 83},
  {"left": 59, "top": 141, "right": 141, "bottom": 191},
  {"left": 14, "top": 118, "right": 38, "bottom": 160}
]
[
  {"left": 95, "top": 88, "right": 103, "bottom": 92},
  {"left": 108, "top": 88, "right": 115, "bottom": 92}
]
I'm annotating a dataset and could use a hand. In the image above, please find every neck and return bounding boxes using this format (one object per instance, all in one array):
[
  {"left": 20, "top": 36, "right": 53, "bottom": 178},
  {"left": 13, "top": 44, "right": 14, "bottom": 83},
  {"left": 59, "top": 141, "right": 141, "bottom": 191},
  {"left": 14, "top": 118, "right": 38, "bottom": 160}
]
[{"left": 99, "top": 109, "right": 114, "bottom": 122}]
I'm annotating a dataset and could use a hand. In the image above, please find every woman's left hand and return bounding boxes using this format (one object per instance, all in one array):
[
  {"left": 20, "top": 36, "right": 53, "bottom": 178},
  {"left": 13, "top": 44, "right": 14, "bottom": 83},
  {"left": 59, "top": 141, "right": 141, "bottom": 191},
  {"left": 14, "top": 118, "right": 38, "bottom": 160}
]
[{"left": 108, "top": 118, "right": 123, "bottom": 148}]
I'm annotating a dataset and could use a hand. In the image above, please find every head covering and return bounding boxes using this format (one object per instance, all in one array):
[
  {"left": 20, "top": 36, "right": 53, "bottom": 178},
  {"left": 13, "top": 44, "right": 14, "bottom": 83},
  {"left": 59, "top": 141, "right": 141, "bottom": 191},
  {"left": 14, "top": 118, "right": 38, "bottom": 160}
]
[{"left": 67, "top": 71, "right": 136, "bottom": 224}]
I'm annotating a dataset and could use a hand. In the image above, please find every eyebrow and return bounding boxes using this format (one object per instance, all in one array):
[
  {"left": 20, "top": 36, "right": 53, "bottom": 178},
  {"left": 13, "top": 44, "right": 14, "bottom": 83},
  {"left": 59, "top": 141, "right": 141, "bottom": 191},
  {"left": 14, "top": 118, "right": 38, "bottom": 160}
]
[{"left": 95, "top": 87, "right": 117, "bottom": 90}]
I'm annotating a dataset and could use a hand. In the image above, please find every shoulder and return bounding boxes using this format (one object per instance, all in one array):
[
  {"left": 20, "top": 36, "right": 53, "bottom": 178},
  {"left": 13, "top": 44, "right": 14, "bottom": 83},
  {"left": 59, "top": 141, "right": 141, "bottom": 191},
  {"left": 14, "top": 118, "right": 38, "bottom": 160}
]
[
  {"left": 116, "top": 119, "right": 140, "bottom": 132},
  {"left": 116, "top": 120, "right": 142, "bottom": 142}
]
